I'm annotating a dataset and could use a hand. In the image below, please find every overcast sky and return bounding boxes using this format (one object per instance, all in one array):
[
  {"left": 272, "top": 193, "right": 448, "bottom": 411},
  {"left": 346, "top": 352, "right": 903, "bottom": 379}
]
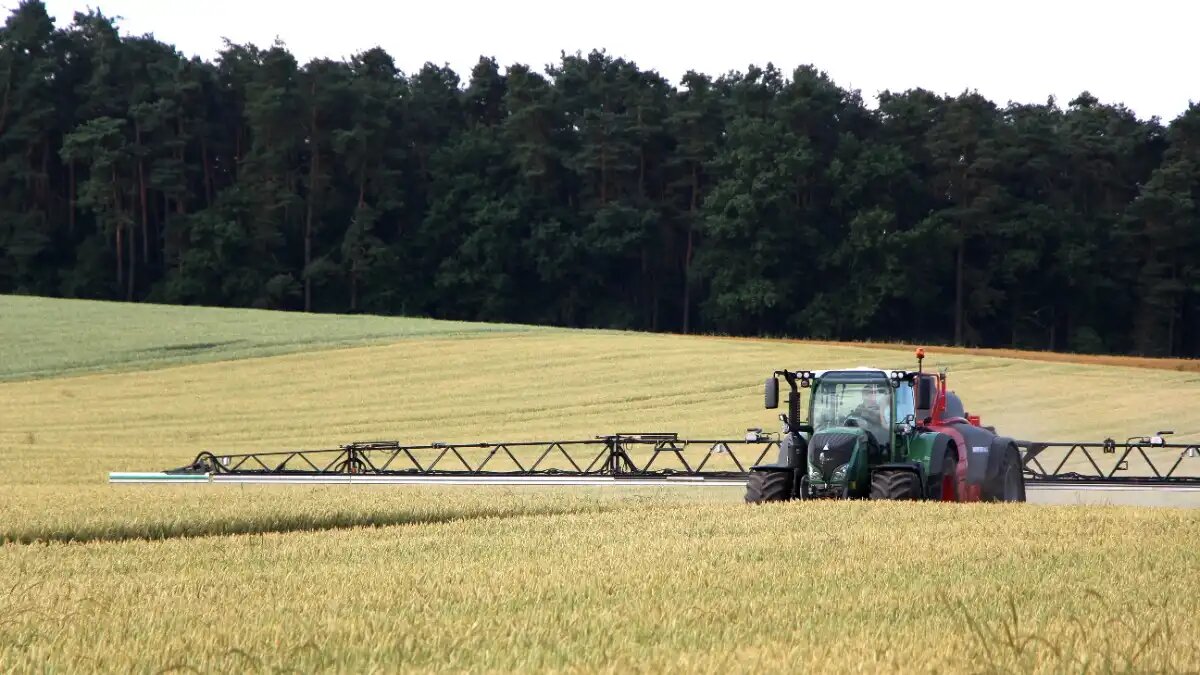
[{"left": 21, "top": 0, "right": 1199, "bottom": 121}]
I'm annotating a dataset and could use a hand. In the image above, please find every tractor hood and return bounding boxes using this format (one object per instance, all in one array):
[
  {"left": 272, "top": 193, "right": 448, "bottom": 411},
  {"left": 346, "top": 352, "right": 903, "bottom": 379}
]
[{"left": 808, "top": 428, "right": 870, "bottom": 483}]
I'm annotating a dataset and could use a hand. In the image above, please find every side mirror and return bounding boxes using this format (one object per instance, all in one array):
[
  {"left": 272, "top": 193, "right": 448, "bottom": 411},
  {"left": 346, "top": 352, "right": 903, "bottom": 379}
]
[
  {"left": 916, "top": 376, "right": 934, "bottom": 411},
  {"left": 765, "top": 377, "right": 779, "bottom": 409}
]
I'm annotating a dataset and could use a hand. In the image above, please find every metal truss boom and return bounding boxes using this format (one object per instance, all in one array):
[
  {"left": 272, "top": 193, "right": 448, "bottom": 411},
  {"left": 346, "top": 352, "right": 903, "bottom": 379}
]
[{"left": 108, "top": 433, "right": 1200, "bottom": 488}]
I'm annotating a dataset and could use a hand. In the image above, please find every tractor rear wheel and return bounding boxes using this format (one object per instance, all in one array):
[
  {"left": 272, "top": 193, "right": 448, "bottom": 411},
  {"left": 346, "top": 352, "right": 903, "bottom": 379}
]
[
  {"left": 745, "top": 470, "right": 793, "bottom": 503},
  {"left": 983, "top": 445, "right": 1026, "bottom": 502},
  {"left": 927, "top": 446, "right": 959, "bottom": 501},
  {"left": 869, "top": 470, "right": 921, "bottom": 500}
]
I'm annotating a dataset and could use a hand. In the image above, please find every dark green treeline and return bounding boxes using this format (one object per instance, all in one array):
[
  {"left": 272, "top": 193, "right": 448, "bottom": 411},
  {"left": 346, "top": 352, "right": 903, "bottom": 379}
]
[{"left": 1, "top": 2, "right": 1197, "bottom": 355}]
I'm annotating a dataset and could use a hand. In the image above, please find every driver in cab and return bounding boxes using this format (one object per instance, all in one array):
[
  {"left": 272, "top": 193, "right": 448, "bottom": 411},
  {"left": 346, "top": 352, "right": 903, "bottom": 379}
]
[{"left": 850, "top": 384, "right": 888, "bottom": 443}]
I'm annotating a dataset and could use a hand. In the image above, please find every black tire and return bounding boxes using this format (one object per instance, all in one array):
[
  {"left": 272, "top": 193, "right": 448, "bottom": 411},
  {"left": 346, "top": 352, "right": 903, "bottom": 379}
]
[
  {"left": 745, "top": 470, "right": 793, "bottom": 503},
  {"left": 982, "top": 446, "right": 1026, "bottom": 503},
  {"left": 927, "top": 445, "right": 959, "bottom": 501},
  {"left": 869, "top": 470, "right": 921, "bottom": 500}
]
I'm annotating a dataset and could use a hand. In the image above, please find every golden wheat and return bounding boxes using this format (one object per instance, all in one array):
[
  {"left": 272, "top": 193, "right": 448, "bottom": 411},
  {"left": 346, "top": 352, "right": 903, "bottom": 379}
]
[
  {"left": 3, "top": 300, "right": 1200, "bottom": 672},
  {"left": 1, "top": 494, "right": 1198, "bottom": 672}
]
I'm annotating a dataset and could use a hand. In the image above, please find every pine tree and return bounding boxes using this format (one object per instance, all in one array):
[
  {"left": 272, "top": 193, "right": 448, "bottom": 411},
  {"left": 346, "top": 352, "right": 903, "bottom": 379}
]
[
  {"left": 1130, "top": 105, "right": 1200, "bottom": 356},
  {"left": 666, "top": 71, "right": 721, "bottom": 333},
  {"left": 60, "top": 115, "right": 132, "bottom": 298},
  {"left": 239, "top": 42, "right": 303, "bottom": 308},
  {"left": 0, "top": 0, "right": 59, "bottom": 293},
  {"left": 924, "top": 91, "right": 1004, "bottom": 346},
  {"left": 333, "top": 47, "right": 404, "bottom": 312}
]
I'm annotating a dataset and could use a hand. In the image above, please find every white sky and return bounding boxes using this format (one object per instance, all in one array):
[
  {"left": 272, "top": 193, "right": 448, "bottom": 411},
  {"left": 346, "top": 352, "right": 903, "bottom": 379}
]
[{"left": 21, "top": 0, "right": 1200, "bottom": 121}]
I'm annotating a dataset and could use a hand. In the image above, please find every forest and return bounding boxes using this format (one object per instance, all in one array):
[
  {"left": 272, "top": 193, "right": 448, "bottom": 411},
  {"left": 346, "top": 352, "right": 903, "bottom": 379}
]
[{"left": 0, "top": 1, "right": 1196, "bottom": 356}]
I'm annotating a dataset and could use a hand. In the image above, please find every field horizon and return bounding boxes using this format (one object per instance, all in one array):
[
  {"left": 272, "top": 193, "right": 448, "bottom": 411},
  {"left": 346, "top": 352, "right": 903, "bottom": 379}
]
[
  {"left": 2, "top": 295, "right": 1199, "bottom": 672},
  {"left": 5, "top": 294, "right": 1199, "bottom": 383}
]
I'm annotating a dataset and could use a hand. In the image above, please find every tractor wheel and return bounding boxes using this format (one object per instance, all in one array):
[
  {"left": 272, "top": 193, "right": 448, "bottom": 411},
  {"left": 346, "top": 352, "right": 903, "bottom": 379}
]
[
  {"left": 927, "top": 446, "right": 959, "bottom": 501},
  {"left": 869, "top": 470, "right": 921, "bottom": 500},
  {"left": 745, "top": 470, "right": 793, "bottom": 503},
  {"left": 983, "top": 445, "right": 1026, "bottom": 503}
]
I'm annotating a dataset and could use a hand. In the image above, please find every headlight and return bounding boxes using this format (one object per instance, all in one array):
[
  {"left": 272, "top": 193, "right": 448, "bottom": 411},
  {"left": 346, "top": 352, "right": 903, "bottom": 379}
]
[
  {"left": 831, "top": 462, "right": 850, "bottom": 482},
  {"left": 807, "top": 464, "right": 822, "bottom": 481}
]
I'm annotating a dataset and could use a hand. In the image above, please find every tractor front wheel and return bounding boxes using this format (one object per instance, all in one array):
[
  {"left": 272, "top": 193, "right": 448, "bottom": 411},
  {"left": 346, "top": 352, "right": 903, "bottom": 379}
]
[
  {"left": 983, "top": 446, "right": 1026, "bottom": 502},
  {"left": 745, "top": 470, "right": 793, "bottom": 503},
  {"left": 870, "top": 470, "right": 921, "bottom": 500}
]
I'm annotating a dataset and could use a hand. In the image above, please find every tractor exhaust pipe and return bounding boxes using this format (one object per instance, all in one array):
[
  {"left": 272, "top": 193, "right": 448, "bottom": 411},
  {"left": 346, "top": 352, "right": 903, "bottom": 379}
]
[{"left": 788, "top": 388, "right": 801, "bottom": 433}]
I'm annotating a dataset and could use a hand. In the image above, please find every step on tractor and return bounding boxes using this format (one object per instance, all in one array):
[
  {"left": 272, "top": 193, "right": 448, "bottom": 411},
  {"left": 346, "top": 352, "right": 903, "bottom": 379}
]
[
  {"left": 746, "top": 349, "right": 1025, "bottom": 503},
  {"left": 108, "top": 349, "right": 1198, "bottom": 494}
]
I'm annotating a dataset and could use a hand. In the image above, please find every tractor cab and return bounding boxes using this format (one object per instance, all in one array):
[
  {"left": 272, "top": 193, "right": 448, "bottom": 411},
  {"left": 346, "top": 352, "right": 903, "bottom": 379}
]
[{"left": 811, "top": 371, "right": 906, "bottom": 447}]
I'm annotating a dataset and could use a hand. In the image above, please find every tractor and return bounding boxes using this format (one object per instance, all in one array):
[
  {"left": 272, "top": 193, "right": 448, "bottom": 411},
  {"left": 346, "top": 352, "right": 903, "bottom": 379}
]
[{"left": 745, "top": 349, "right": 1026, "bottom": 502}]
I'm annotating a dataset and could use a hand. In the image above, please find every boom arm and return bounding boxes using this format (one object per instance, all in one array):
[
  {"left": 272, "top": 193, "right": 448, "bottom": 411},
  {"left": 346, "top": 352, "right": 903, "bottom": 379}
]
[{"left": 108, "top": 433, "right": 1200, "bottom": 487}]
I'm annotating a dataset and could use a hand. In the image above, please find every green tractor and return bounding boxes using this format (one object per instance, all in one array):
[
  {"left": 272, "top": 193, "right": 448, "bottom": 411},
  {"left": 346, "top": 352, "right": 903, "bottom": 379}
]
[{"left": 745, "top": 350, "right": 1026, "bottom": 503}]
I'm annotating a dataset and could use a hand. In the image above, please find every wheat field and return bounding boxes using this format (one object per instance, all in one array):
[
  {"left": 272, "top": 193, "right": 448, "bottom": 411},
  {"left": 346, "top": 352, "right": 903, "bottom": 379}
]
[
  {"left": 0, "top": 295, "right": 541, "bottom": 382},
  {"left": 2, "top": 297, "right": 1199, "bottom": 672}
]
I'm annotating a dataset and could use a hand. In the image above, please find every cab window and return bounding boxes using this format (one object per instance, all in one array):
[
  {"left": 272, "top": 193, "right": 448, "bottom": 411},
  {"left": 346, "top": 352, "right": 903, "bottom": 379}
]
[{"left": 895, "top": 380, "right": 915, "bottom": 423}]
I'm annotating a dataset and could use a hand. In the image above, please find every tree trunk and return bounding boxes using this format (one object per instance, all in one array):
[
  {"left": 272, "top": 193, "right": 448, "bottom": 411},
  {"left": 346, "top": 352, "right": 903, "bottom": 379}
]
[
  {"left": 1167, "top": 266, "right": 1178, "bottom": 356},
  {"left": 637, "top": 107, "right": 646, "bottom": 199},
  {"left": 1053, "top": 303, "right": 1069, "bottom": 352},
  {"left": 127, "top": 209, "right": 135, "bottom": 301},
  {"left": 600, "top": 140, "right": 608, "bottom": 204},
  {"left": 162, "top": 192, "right": 170, "bottom": 263},
  {"left": 349, "top": 177, "right": 366, "bottom": 313},
  {"left": 1048, "top": 305, "right": 1056, "bottom": 351},
  {"left": 115, "top": 220, "right": 123, "bottom": 288},
  {"left": 68, "top": 161, "right": 76, "bottom": 233},
  {"left": 651, "top": 283, "right": 659, "bottom": 332},
  {"left": 39, "top": 143, "right": 49, "bottom": 214},
  {"left": 305, "top": 180, "right": 315, "bottom": 311},
  {"left": 138, "top": 151, "right": 149, "bottom": 263},
  {"left": 1010, "top": 299, "right": 1019, "bottom": 348},
  {"left": 304, "top": 92, "right": 319, "bottom": 312},
  {"left": 682, "top": 164, "right": 698, "bottom": 334},
  {"left": 640, "top": 246, "right": 650, "bottom": 327},
  {"left": 954, "top": 239, "right": 965, "bottom": 346},
  {"left": 1181, "top": 289, "right": 1197, "bottom": 358},
  {"left": 112, "top": 167, "right": 123, "bottom": 290},
  {"left": 201, "top": 139, "right": 214, "bottom": 207}
]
